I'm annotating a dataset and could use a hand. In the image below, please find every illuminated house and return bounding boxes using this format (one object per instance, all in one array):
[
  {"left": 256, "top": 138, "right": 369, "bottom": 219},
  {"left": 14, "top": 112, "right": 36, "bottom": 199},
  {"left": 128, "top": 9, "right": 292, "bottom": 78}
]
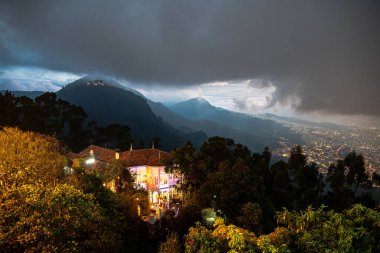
[{"left": 71, "top": 145, "right": 180, "bottom": 207}]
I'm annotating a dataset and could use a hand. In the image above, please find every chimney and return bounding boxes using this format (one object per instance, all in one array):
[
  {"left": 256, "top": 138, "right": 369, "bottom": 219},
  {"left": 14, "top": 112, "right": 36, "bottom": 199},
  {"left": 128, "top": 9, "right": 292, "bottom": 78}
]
[
  {"left": 152, "top": 141, "right": 155, "bottom": 149},
  {"left": 130, "top": 143, "right": 133, "bottom": 151}
]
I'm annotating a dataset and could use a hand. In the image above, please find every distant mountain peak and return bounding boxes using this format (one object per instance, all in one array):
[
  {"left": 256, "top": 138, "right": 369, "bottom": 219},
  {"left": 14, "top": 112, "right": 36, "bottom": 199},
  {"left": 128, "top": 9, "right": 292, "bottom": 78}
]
[
  {"left": 60, "top": 76, "right": 144, "bottom": 97},
  {"left": 64, "top": 75, "right": 124, "bottom": 89},
  {"left": 176, "top": 97, "right": 228, "bottom": 112},
  {"left": 189, "top": 97, "right": 210, "bottom": 104},
  {"left": 169, "top": 97, "right": 220, "bottom": 121}
]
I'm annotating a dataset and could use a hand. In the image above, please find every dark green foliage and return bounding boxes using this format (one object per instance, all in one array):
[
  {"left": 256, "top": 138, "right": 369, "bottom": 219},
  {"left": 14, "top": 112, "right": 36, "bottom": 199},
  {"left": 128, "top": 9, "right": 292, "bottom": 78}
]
[
  {"left": 267, "top": 146, "right": 325, "bottom": 211},
  {"left": 167, "top": 204, "right": 203, "bottom": 246},
  {"left": 0, "top": 92, "right": 88, "bottom": 150},
  {"left": 166, "top": 137, "right": 273, "bottom": 231},
  {"left": 345, "top": 151, "right": 371, "bottom": 192},
  {"left": 373, "top": 172, "right": 380, "bottom": 186},
  {"left": 326, "top": 152, "right": 373, "bottom": 211},
  {"left": 167, "top": 139, "right": 377, "bottom": 239},
  {"left": 0, "top": 91, "right": 133, "bottom": 152},
  {"left": 165, "top": 141, "right": 208, "bottom": 189},
  {"left": 68, "top": 168, "right": 116, "bottom": 211},
  {"left": 236, "top": 202, "right": 263, "bottom": 234},
  {"left": 159, "top": 233, "right": 181, "bottom": 253},
  {"left": 0, "top": 91, "right": 22, "bottom": 126},
  {"left": 274, "top": 204, "right": 380, "bottom": 252},
  {"left": 198, "top": 158, "right": 261, "bottom": 221},
  {"left": 181, "top": 204, "right": 380, "bottom": 253},
  {"left": 271, "top": 160, "right": 293, "bottom": 210},
  {"left": 297, "top": 163, "right": 325, "bottom": 209},
  {"left": 67, "top": 165, "right": 152, "bottom": 251},
  {"left": 200, "top": 137, "right": 238, "bottom": 170},
  {"left": 92, "top": 124, "right": 133, "bottom": 151}
]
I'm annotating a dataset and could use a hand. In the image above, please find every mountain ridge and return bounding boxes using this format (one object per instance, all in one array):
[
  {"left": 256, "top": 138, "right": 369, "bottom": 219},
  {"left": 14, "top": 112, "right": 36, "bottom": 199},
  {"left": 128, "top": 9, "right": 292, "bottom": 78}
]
[
  {"left": 168, "top": 97, "right": 303, "bottom": 151},
  {"left": 2, "top": 77, "right": 304, "bottom": 152},
  {"left": 56, "top": 78, "right": 207, "bottom": 150}
]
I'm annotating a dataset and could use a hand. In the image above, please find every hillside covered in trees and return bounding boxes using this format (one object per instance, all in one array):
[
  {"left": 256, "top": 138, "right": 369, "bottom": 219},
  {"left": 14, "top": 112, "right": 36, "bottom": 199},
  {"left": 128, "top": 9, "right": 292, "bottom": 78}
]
[
  {"left": 0, "top": 85, "right": 379, "bottom": 253},
  {"left": 0, "top": 126, "right": 379, "bottom": 252},
  {"left": 0, "top": 91, "right": 154, "bottom": 152}
]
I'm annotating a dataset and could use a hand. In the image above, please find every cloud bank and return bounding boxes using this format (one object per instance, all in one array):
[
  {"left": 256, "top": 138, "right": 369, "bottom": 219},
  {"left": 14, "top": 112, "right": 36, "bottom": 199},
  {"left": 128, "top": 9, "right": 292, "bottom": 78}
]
[
  {"left": 0, "top": 0, "right": 379, "bottom": 115},
  {"left": 0, "top": 66, "right": 82, "bottom": 91}
]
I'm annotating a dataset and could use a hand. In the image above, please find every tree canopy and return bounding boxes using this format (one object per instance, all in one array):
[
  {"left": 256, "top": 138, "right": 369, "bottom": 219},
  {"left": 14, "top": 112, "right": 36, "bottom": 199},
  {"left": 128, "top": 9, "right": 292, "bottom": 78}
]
[
  {"left": 0, "top": 127, "right": 65, "bottom": 190},
  {"left": 0, "top": 125, "right": 378, "bottom": 252},
  {"left": 0, "top": 92, "right": 133, "bottom": 152},
  {"left": 0, "top": 183, "right": 118, "bottom": 252},
  {"left": 180, "top": 204, "right": 380, "bottom": 253},
  {"left": 165, "top": 139, "right": 376, "bottom": 236},
  {"left": 0, "top": 127, "right": 141, "bottom": 252}
]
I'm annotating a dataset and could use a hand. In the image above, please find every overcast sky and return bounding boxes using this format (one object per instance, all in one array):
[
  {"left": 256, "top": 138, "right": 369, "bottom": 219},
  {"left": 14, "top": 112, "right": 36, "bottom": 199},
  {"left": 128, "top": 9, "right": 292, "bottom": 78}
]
[{"left": 0, "top": 1, "right": 379, "bottom": 125}]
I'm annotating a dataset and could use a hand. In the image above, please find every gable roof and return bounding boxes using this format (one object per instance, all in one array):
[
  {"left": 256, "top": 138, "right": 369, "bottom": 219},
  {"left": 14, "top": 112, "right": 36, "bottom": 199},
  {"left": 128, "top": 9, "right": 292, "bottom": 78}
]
[
  {"left": 75, "top": 145, "right": 170, "bottom": 166},
  {"left": 122, "top": 149, "right": 170, "bottom": 166},
  {"left": 77, "top": 145, "right": 117, "bottom": 162}
]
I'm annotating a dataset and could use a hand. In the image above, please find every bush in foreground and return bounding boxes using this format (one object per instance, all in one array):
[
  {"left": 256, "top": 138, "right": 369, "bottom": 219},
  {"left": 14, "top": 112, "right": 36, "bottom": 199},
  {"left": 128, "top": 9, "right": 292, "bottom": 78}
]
[
  {"left": 0, "top": 183, "right": 119, "bottom": 252},
  {"left": 179, "top": 204, "right": 380, "bottom": 253}
]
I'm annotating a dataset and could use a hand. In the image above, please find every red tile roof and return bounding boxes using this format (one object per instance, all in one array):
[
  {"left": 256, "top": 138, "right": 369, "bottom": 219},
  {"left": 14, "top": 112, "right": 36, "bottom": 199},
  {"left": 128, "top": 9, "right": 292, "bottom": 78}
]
[
  {"left": 121, "top": 149, "right": 170, "bottom": 166},
  {"left": 78, "top": 145, "right": 118, "bottom": 162},
  {"left": 75, "top": 145, "right": 170, "bottom": 166},
  {"left": 66, "top": 151, "right": 81, "bottom": 160}
]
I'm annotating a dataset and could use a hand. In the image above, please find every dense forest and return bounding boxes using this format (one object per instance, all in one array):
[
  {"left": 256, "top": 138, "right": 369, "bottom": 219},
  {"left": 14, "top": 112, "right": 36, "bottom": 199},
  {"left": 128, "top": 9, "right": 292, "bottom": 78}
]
[
  {"left": 0, "top": 91, "right": 159, "bottom": 152},
  {"left": 0, "top": 92, "right": 379, "bottom": 252}
]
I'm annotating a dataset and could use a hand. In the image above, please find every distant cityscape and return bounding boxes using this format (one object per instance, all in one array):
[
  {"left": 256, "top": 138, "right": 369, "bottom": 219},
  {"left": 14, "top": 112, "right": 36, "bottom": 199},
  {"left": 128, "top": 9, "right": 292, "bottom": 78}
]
[{"left": 273, "top": 122, "right": 380, "bottom": 174}]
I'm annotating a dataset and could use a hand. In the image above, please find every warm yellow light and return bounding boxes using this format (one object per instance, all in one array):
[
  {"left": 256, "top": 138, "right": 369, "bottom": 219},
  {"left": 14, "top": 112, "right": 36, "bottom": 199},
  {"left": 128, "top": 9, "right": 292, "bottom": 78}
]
[{"left": 85, "top": 158, "right": 95, "bottom": 164}]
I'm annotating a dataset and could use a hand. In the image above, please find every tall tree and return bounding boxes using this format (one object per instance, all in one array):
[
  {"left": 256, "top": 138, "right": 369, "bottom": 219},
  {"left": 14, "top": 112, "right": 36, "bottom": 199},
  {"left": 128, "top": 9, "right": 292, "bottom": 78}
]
[
  {"left": 270, "top": 160, "right": 293, "bottom": 210},
  {"left": 344, "top": 151, "right": 371, "bottom": 193},
  {"left": 0, "top": 127, "right": 65, "bottom": 191},
  {"left": 296, "top": 162, "right": 324, "bottom": 209},
  {"left": 0, "top": 92, "right": 135, "bottom": 152},
  {"left": 198, "top": 158, "right": 260, "bottom": 220},
  {"left": 0, "top": 91, "right": 19, "bottom": 126},
  {"left": 326, "top": 152, "right": 373, "bottom": 211}
]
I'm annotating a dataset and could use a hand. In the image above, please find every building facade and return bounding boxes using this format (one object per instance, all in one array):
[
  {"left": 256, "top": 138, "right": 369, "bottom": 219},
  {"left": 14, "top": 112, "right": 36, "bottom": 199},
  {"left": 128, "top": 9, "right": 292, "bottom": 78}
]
[{"left": 69, "top": 145, "right": 181, "bottom": 208}]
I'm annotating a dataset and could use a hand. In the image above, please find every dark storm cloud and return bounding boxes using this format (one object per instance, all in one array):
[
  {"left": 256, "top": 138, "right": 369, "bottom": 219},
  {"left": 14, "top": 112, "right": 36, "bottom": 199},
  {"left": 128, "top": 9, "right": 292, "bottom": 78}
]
[{"left": 0, "top": 0, "right": 379, "bottom": 115}]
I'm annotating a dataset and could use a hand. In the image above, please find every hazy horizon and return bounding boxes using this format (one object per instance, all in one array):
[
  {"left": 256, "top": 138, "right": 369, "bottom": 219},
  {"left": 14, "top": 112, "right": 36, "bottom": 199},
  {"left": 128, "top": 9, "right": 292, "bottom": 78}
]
[{"left": 1, "top": 71, "right": 380, "bottom": 128}]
